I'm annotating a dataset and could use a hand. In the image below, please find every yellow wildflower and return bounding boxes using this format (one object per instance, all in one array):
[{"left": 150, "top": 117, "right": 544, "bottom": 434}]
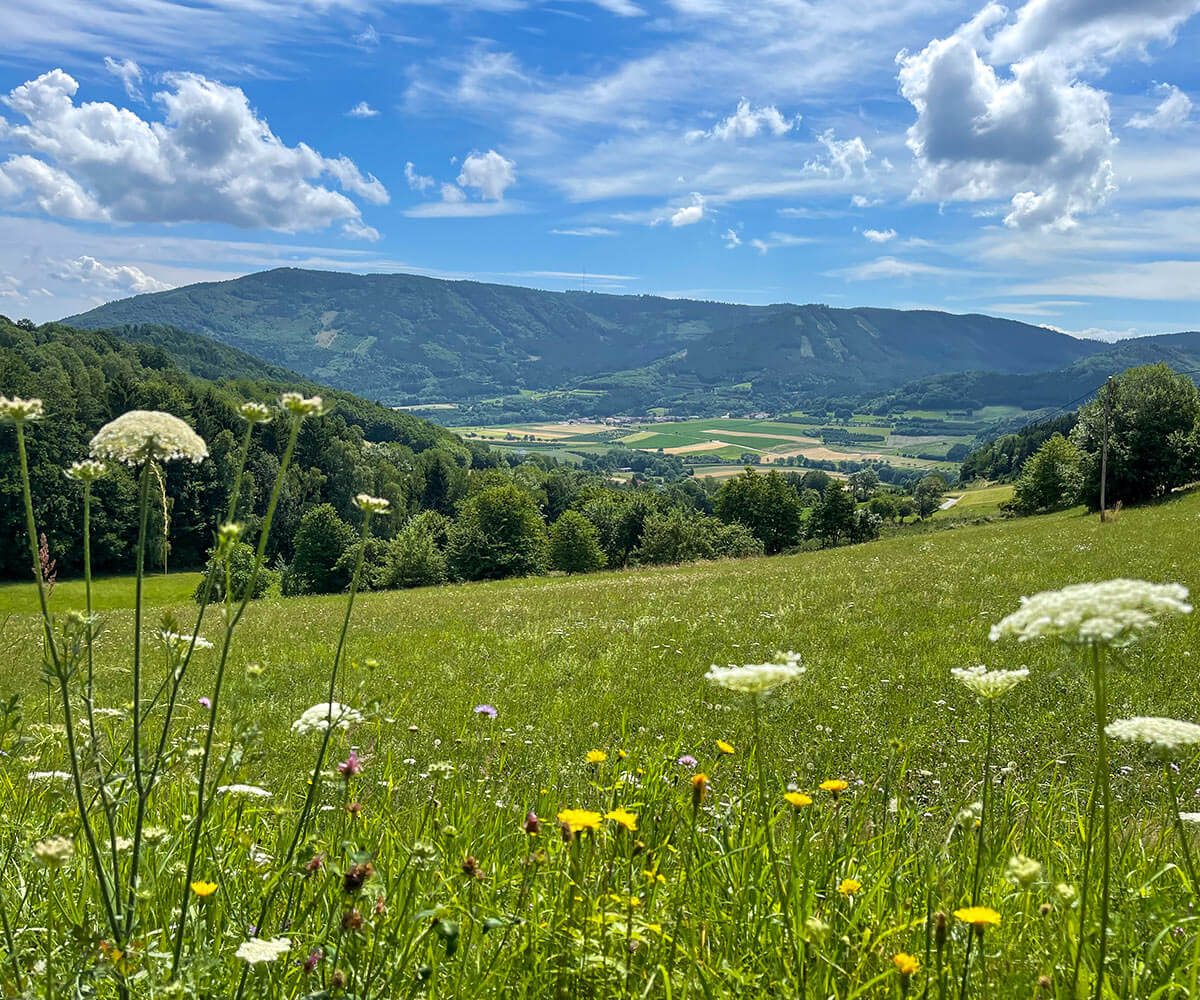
[
  {"left": 586, "top": 749, "right": 607, "bottom": 764},
  {"left": 837, "top": 878, "right": 861, "bottom": 896},
  {"left": 716, "top": 739, "right": 735, "bottom": 755},
  {"left": 557, "top": 809, "right": 603, "bottom": 834},
  {"left": 784, "top": 791, "right": 813, "bottom": 809},
  {"left": 190, "top": 880, "right": 218, "bottom": 898},
  {"left": 605, "top": 807, "right": 638, "bottom": 832},
  {"left": 893, "top": 952, "right": 919, "bottom": 976},
  {"left": 819, "top": 779, "right": 848, "bottom": 794},
  {"left": 954, "top": 906, "right": 1001, "bottom": 929}
]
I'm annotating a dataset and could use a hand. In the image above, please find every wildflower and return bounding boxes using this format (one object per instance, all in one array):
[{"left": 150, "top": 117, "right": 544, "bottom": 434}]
[
  {"left": 678, "top": 754, "right": 697, "bottom": 767},
  {"left": 198, "top": 697, "right": 212, "bottom": 709},
  {"left": 191, "top": 881, "right": 218, "bottom": 898},
  {"left": 586, "top": 749, "right": 607, "bottom": 764},
  {"left": 705, "top": 651, "right": 805, "bottom": 695},
  {"left": 838, "top": 878, "right": 861, "bottom": 896},
  {"left": 156, "top": 630, "right": 215, "bottom": 651},
  {"left": 691, "top": 772, "right": 709, "bottom": 807},
  {"left": 990, "top": 579, "right": 1191, "bottom": 647},
  {"left": 338, "top": 750, "right": 363, "bottom": 778},
  {"left": 280, "top": 392, "right": 324, "bottom": 417},
  {"left": 803, "top": 915, "right": 831, "bottom": 946},
  {"left": 65, "top": 459, "right": 106, "bottom": 483},
  {"left": 1106, "top": 716, "right": 1200, "bottom": 755},
  {"left": 557, "top": 809, "right": 604, "bottom": 834},
  {"left": 27, "top": 770, "right": 72, "bottom": 782},
  {"left": 235, "top": 937, "right": 290, "bottom": 964},
  {"left": 304, "top": 853, "right": 326, "bottom": 875},
  {"left": 473, "top": 704, "right": 497, "bottom": 718},
  {"left": 303, "top": 951, "right": 322, "bottom": 974},
  {"left": 605, "top": 807, "right": 638, "bottom": 832},
  {"left": 716, "top": 739, "right": 734, "bottom": 755},
  {"left": 893, "top": 952, "right": 919, "bottom": 977},
  {"left": 933, "top": 911, "right": 948, "bottom": 949},
  {"left": 1055, "top": 883, "right": 1078, "bottom": 905},
  {"left": 89, "top": 410, "right": 208, "bottom": 465},
  {"left": 353, "top": 493, "right": 390, "bottom": 514},
  {"left": 1006, "top": 855, "right": 1043, "bottom": 888},
  {"left": 0, "top": 395, "right": 44, "bottom": 423},
  {"left": 1180, "top": 813, "right": 1200, "bottom": 824},
  {"left": 461, "top": 856, "right": 483, "bottom": 879},
  {"left": 217, "top": 784, "right": 271, "bottom": 798},
  {"left": 819, "top": 779, "right": 848, "bottom": 797},
  {"left": 33, "top": 835, "right": 74, "bottom": 869},
  {"left": 291, "top": 702, "right": 362, "bottom": 735},
  {"left": 955, "top": 801, "right": 983, "bottom": 829},
  {"left": 784, "top": 791, "right": 813, "bottom": 809},
  {"left": 524, "top": 812, "right": 541, "bottom": 835},
  {"left": 617, "top": 749, "right": 628, "bottom": 760},
  {"left": 954, "top": 906, "right": 1001, "bottom": 930},
  {"left": 343, "top": 862, "right": 374, "bottom": 894},
  {"left": 428, "top": 760, "right": 454, "bottom": 779},
  {"left": 238, "top": 401, "right": 272, "bottom": 424},
  {"left": 951, "top": 665, "right": 1029, "bottom": 700}
]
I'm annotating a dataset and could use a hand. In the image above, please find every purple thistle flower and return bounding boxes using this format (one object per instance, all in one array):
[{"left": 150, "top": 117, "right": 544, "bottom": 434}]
[
  {"left": 198, "top": 696, "right": 212, "bottom": 709},
  {"left": 678, "top": 755, "right": 697, "bottom": 767},
  {"left": 473, "top": 704, "right": 497, "bottom": 719},
  {"left": 338, "top": 750, "right": 362, "bottom": 778}
]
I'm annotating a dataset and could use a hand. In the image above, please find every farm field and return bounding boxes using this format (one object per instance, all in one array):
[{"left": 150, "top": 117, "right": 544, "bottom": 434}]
[{"left": 4, "top": 490, "right": 1200, "bottom": 996}]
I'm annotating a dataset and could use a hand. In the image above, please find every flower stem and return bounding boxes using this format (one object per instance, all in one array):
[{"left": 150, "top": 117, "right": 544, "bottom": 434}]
[
  {"left": 1166, "top": 765, "right": 1200, "bottom": 893},
  {"left": 751, "top": 696, "right": 797, "bottom": 978},
  {"left": 1091, "top": 643, "right": 1111, "bottom": 1000}
]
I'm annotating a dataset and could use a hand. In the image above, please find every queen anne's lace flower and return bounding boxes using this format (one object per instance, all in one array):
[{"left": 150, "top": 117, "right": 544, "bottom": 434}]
[
  {"left": 89, "top": 410, "right": 208, "bottom": 465},
  {"left": 990, "top": 579, "right": 1191, "bottom": 647},
  {"left": 238, "top": 401, "right": 273, "bottom": 424},
  {"left": 235, "top": 937, "right": 291, "bottom": 964},
  {"left": 217, "top": 783, "right": 272, "bottom": 798},
  {"left": 156, "top": 630, "right": 215, "bottom": 651},
  {"left": 1106, "top": 716, "right": 1200, "bottom": 754},
  {"left": 65, "top": 459, "right": 107, "bottom": 482},
  {"left": 705, "top": 651, "right": 805, "bottom": 695},
  {"left": 0, "top": 395, "right": 44, "bottom": 422},
  {"left": 33, "top": 835, "right": 74, "bottom": 869},
  {"left": 354, "top": 493, "right": 390, "bottom": 514},
  {"left": 951, "top": 665, "right": 1029, "bottom": 700},
  {"left": 291, "top": 702, "right": 363, "bottom": 735},
  {"left": 280, "top": 392, "right": 324, "bottom": 417}
]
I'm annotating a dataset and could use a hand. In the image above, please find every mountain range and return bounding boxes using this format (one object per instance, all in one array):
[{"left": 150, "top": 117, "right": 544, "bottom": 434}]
[{"left": 63, "top": 268, "right": 1197, "bottom": 417}]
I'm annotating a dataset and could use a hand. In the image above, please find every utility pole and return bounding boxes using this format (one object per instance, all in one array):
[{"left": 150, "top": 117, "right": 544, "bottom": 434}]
[{"left": 1099, "top": 375, "right": 1114, "bottom": 522}]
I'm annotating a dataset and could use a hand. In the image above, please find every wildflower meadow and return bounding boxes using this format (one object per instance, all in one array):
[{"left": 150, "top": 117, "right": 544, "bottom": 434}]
[{"left": 3, "top": 394, "right": 1200, "bottom": 998}]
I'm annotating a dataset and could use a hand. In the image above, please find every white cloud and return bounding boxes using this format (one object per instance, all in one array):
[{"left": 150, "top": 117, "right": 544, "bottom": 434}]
[
  {"left": 831, "top": 256, "right": 960, "bottom": 280},
  {"left": 897, "top": 8, "right": 1116, "bottom": 231},
  {"left": 669, "top": 193, "right": 705, "bottom": 226},
  {"left": 354, "top": 25, "right": 380, "bottom": 47},
  {"left": 405, "top": 199, "right": 526, "bottom": 218},
  {"left": 722, "top": 227, "right": 741, "bottom": 248},
  {"left": 404, "top": 162, "right": 434, "bottom": 192},
  {"left": 862, "top": 227, "right": 897, "bottom": 242},
  {"left": 347, "top": 101, "right": 380, "bottom": 118},
  {"left": 52, "top": 254, "right": 171, "bottom": 293},
  {"left": 810, "top": 130, "right": 872, "bottom": 177},
  {"left": 1007, "top": 259, "right": 1200, "bottom": 301},
  {"left": 0, "top": 69, "right": 387, "bottom": 238},
  {"left": 103, "top": 56, "right": 143, "bottom": 101},
  {"left": 456, "top": 149, "right": 516, "bottom": 200},
  {"left": 439, "top": 182, "right": 467, "bottom": 203},
  {"left": 851, "top": 194, "right": 882, "bottom": 207},
  {"left": 747, "top": 232, "right": 811, "bottom": 254},
  {"left": 703, "top": 99, "right": 796, "bottom": 141},
  {"left": 551, "top": 226, "right": 616, "bottom": 236},
  {"left": 1127, "top": 83, "right": 1193, "bottom": 130}
]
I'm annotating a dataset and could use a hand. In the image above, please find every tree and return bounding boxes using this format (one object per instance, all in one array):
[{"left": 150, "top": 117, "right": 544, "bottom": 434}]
[
  {"left": 1008, "top": 434, "right": 1083, "bottom": 514},
  {"left": 549, "top": 510, "right": 606, "bottom": 574},
  {"left": 714, "top": 467, "right": 802, "bottom": 554},
  {"left": 193, "top": 541, "right": 278, "bottom": 603},
  {"left": 1071, "top": 364, "right": 1200, "bottom": 508},
  {"left": 288, "top": 503, "right": 356, "bottom": 594},
  {"left": 808, "top": 481, "right": 857, "bottom": 546},
  {"left": 867, "top": 493, "right": 899, "bottom": 522},
  {"left": 447, "top": 484, "right": 547, "bottom": 581},
  {"left": 375, "top": 512, "right": 447, "bottom": 589},
  {"left": 847, "top": 468, "right": 880, "bottom": 502},
  {"left": 913, "top": 474, "right": 947, "bottom": 519}
]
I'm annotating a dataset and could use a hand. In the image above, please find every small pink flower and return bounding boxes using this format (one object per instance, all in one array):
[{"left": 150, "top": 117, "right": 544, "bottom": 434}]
[
  {"left": 198, "top": 697, "right": 212, "bottom": 710},
  {"left": 303, "top": 950, "right": 322, "bottom": 973},
  {"left": 338, "top": 750, "right": 362, "bottom": 778}
]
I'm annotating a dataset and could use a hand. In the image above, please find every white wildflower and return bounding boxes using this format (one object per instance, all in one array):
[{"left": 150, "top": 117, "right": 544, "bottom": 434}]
[
  {"left": 235, "top": 937, "right": 291, "bottom": 964},
  {"left": 1180, "top": 813, "right": 1200, "bottom": 824},
  {"left": 705, "top": 651, "right": 805, "bottom": 695},
  {"left": 238, "top": 401, "right": 273, "bottom": 424},
  {"left": 156, "top": 630, "right": 214, "bottom": 651},
  {"left": 1006, "top": 854, "right": 1042, "bottom": 888},
  {"left": 951, "top": 665, "right": 1029, "bottom": 700},
  {"left": 33, "top": 835, "right": 74, "bottom": 869},
  {"left": 217, "top": 784, "right": 272, "bottom": 798},
  {"left": 291, "top": 702, "right": 363, "bottom": 736},
  {"left": 27, "top": 770, "right": 73, "bottom": 782},
  {"left": 0, "top": 395, "right": 44, "bottom": 423},
  {"left": 280, "top": 392, "right": 324, "bottom": 417},
  {"left": 1105, "top": 717, "right": 1200, "bottom": 754},
  {"left": 89, "top": 410, "right": 208, "bottom": 465},
  {"left": 353, "top": 493, "right": 390, "bottom": 514},
  {"left": 990, "top": 579, "right": 1191, "bottom": 647},
  {"left": 65, "top": 459, "right": 107, "bottom": 483}
]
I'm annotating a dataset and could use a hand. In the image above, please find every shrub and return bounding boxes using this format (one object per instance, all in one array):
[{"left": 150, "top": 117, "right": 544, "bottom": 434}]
[
  {"left": 549, "top": 510, "right": 606, "bottom": 574},
  {"left": 193, "top": 541, "right": 278, "bottom": 603},
  {"left": 375, "top": 513, "right": 448, "bottom": 589},
  {"left": 446, "top": 484, "right": 547, "bottom": 581},
  {"left": 287, "top": 503, "right": 356, "bottom": 594}
]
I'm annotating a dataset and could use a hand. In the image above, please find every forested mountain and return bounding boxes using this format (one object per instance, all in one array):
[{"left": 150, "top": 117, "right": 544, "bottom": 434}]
[{"left": 64, "top": 268, "right": 1107, "bottom": 411}]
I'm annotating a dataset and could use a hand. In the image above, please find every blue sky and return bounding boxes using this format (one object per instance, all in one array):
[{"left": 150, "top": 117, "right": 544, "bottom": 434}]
[{"left": 1, "top": 0, "right": 1198, "bottom": 339}]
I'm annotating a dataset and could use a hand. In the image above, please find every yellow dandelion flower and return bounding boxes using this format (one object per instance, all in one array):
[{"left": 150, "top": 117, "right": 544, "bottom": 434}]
[
  {"left": 954, "top": 906, "right": 1001, "bottom": 928},
  {"left": 190, "top": 880, "right": 218, "bottom": 898},
  {"left": 784, "top": 791, "right": 813, "bottom": 809},
  {"left": 893, "top": 952, "right": 919, "bottom": 976},
  {"left": 819, "top": 779, "right": 848, "bottom": 794},
  {"left": 605, "top": 807, "right": 638, "bottom": 832},
  {"left": 617, "top": 749, "right": 628, "bottom": 760},
  {"left": 557, "top": 808, "right": 603, "bottom": 833},
  {"left": 586, "top": 749, "right": 607, "bottom": 764},
  {"left": 716, "top": 739, "right": 735, "bottom": 755},
  {"left": 837, "top": 878, "right": 861, "bottom": 896}
]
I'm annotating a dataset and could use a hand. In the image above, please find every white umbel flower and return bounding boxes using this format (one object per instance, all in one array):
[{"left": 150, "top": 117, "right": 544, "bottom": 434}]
[
  {"left": 291, "top": 702, "right": 363, "bottom": 735},
  {"left": 354, "top": 493, "right": 390, "bottom": 514},
  {"left": 951, "top": 665, "right": 1029, "bottom": 700},
  {"left": 89, "top": 410, "right": 208, "bottom": 465},
  {"left": 990, "top": 579, "right": 1191, "bottom": 647},
  {"left": 217, "top": 783, "right": 272, "bottom": 798},
  {"left": 705, "top": 651, "right": 805, "bottom": 695},
  {"left": 65, "top": 459, "right": 107, "bottom": 482},
  {"left": 235, "top": 937, "right": 290, "bottom": 964},
  {"left": 0, "top": 395, "right": 44, "bottom": 423},
  {"left": 155, "top": 630, "right": 215, "bottom": 651},
  {"left": 33, "top": 835, "right": 74, "bottom": 869},
  {"left": 238, "top": 401, "right": 273, "bottom": 424},
  {"left": 1180, "top": 813, "right": 1200, "bottom": 824},
  {"left": 1106, "top": 717, "right": 1200, "bottom": 754},
  {"left": 280, "top": 392, "right": 324, "bottom": 417}
]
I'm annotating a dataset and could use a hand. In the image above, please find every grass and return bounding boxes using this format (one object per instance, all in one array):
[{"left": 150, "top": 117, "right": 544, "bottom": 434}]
[
  {"left": 5, "top": 492, "right": 1200, "bottom": 996},
  {"left": 0, "top": 571, "right": 203, "bottom": 618}
]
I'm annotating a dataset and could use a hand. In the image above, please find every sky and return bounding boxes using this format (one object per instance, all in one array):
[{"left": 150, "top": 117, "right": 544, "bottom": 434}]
[{"left": 1, "top": 0, "right": 1198, "bottom": 340}]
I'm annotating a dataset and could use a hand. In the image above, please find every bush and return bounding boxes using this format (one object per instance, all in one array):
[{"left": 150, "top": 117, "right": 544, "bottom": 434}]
[
  {"left": 193, "top": 541, "right": 278, "bottom": 603},
  {"left": 1007, "top": 433, "right": 1082, "bottom": 514},
  {"left": 549, "top": 510, "right": 606, "bottom": 574},
  {"left": 446, "top": 484, "right": 547, "bottom": 581},
  {"left": 375, "top": 513, "right": 448, "bottom": 589},
  {"left": 287, "top": 503, "right": 356, "bottom": 594}
]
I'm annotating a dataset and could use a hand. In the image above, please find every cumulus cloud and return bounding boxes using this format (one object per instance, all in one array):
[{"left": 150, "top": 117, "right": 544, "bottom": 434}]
[
  {"left": 103, "top": 57, "right": 143, "bottom": 101},
  {"left": 897, "top": 7, "right": 1117, "bottom": 231},
  {"left": 52, "top": 254, "right": 171, "bottom": 293},
  {"left": 1127, "top": 83, "right": 1193, "bottom": 130},
  {"left": 456, "top": 149, "right": 516, "bottom": 200},
  {"left": 404, "top": 162, "right": 434, "bottom": 191},
  {"left": 669, "top": 193, "right": 705, "bottom": 226},
  {"left": 810, "top": 130, "right": 872, "bottom": 177},
  {"left": 700, "top": 99, "right": 797, "bottom": 141},
  {"left": 723, "top": 227, "right": 741, "bottom": 248},
  {"left": 862, "top": 227, "right": 897, "bottom": 242},
  {"left": 0, "top": 69, "right": 387, "bottom": 238},
  {"left": 347, "top": 101, "right": 379, "bottom": 118}
]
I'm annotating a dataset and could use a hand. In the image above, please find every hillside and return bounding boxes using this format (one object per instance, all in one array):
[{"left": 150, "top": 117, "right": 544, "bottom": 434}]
[{"left": 63, "top": 268, "right": 1105, "bottom": 410}]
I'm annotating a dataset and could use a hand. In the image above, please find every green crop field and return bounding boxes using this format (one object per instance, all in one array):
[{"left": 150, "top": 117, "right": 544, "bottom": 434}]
[{"left": 4, "top": 489, "right": 1200, "bottom": 996}]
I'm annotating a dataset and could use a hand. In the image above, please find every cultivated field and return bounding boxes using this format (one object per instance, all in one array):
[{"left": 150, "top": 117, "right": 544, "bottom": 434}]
[{"left": 3, "top": 490, "right": 1200, "bottom": 996}]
